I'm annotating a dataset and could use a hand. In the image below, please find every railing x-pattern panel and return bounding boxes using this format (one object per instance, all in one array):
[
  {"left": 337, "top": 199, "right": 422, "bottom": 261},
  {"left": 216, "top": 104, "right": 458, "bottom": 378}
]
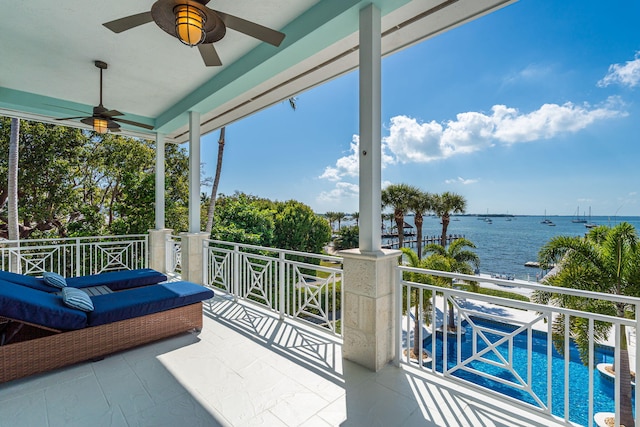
[
  {"left": 397, "top": 266, "right": 640, "bottom": 427},
  {"left": 0, "top": 235, "right": 148, "bottom": 277},
  {"left": 166, "top": 235, "right": 182, "bottom": 275},
  {"left": 204, "top": 240, "right": 343, "bottom": 336}
]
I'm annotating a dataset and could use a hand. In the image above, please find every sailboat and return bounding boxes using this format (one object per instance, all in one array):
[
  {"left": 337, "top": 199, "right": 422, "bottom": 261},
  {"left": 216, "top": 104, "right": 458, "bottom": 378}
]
[
  {"left": 585, "top": 207, "right": 597, "bottom": 229},
  {"left": 541, "top": 209, "right": 553, "bottom": 225},
  {"left": 572, "top": 206, "right": 587, "bottom": 223}
]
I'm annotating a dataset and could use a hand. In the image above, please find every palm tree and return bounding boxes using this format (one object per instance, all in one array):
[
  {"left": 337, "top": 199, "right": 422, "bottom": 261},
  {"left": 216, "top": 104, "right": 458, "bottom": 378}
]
[
  {"left": 381, "top": 212, "right": 394, "bottom": 233},
  {"left": 351, "top": 212, "right": 359, "bottom": 226},
  {"left": 423, "top": 238, "right": 479, "bottom": 331},
  {"left": 535, "top": 223, "right": 640, "bottom": 427},
  {"left": 382, "top": 184, "right": 420, "bottom": 249},
  {"left": 335, "top": 212, "right": 347, "bottom": 230},
  {"left": 325, "top": 211, "right": 338, "bottom": 231},
  {"left": 432, "top": 192, "right": 466, "bottom": 247},
  {"left": 205, "top": 98, "right": 297, "bottom": 234},
  {"left": 408, "top": 190, "right": 434, "bottom": 260},
  {"left": 205, "top": 126, "right": 225, "bottom": 233},
  {"left": 400, "top": 247, "right": 433, "bottom": 360}
]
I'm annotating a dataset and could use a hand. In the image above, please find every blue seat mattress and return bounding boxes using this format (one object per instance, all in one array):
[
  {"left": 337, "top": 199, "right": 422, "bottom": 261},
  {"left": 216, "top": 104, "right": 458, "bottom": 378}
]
[
  {"left": 0, "top": 280, "right": 87, "bottom": 330},
  {"left": 88, "top": 281, "right": 214, "bottom": 327},
  {"left": 0, "top": 269, "right": 167, "bottom": 293}
]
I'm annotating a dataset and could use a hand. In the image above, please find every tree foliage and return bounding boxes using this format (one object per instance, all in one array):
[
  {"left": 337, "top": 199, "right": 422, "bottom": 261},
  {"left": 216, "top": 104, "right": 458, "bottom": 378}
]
[
  {"left": 333, "top": 225, "right": 359, "bottom": 251},
  {"left": 536, "top": 222, "right": 640, "bottom": 427},
  {"left": 211, "top": 193, "right": 331, "bottom": 254},
  {"left": 0, "top": 117, "right": 190, "bottom": 238}
]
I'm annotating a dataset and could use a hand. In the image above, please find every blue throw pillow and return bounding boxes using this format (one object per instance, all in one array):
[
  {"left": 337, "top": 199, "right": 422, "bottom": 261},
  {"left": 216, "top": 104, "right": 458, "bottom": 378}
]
[
  {"left": 43, "top": 271, "right": 67, "bottom": 289},
  {"left": 62, "top": 287, "right": 94, "bottom": 312}
]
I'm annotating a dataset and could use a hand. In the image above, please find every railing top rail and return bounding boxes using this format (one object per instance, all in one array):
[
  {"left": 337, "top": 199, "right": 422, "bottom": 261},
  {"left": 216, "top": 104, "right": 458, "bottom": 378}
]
[
  {"left": 400, "top": 277, "right": 636, "bottom": 327},
  {"left": 205, "top": 239, "right": 343, "bottom": 262},
  {"left": 399, "top": 265, "right": 640, "bottom": 306},
  {"left": 0, "top": 235, "right": 148, "bottom": 245}
]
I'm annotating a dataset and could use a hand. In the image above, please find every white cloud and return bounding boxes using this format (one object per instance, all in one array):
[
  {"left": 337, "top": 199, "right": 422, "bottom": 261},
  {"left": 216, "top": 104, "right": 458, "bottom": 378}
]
[
  {"left": 319, "top": 134, "right": 395, "bottom": 182},
  {"left": 383, "top": 100, "right": 623, "bottom": 163},
  {"left": 319, "top": 135, "right": 360, "bottom": 181},
  {"left": 503, "top": 64, "right": 552, "bottom": 85},
  {"left": 598, "top": 51, "right": 640, "bottom": 88},
  {"left": 317, "top": 181, "right": 359, "bottom": 203},
  {"left": 445, "top": 177, "right": 478, "bottom": 185}
]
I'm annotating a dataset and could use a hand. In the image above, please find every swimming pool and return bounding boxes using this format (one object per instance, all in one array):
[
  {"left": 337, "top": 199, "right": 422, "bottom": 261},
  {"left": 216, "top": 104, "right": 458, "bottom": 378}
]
[{"left": 423, "top": 317, "right": 629, "bottom": 426}]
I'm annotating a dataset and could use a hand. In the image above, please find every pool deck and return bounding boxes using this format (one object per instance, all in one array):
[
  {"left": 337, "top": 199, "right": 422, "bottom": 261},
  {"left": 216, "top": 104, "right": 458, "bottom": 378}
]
[{"left": 0, "top": 294, "right": 574, "bottom": 427}]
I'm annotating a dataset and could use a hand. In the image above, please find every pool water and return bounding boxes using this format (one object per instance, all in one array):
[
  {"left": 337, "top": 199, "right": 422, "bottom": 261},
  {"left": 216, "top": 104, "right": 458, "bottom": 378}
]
[{"left": 424, "top": 318, "right": 631, "bottom": 426}]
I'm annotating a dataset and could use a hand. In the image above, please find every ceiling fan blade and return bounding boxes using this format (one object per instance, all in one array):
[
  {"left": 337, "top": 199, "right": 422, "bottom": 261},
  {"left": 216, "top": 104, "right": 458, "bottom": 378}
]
[
  {"left": 103, "top": 12, "right": 153, "bottom": 33},
  {"left": 56, "top": 116, "right": 88, "bottom": 121},
  {"left": 198, "top": 43, "right": 222, "bottom": 67},
  {"left": 112, "top": 117, "right": 155, "bottom": 130},
  {"left": 215, "top": 11, "right": 285, "bottom": 47},
  {"left": 103, "top": 110, "right": 123, "bottom": 117}
]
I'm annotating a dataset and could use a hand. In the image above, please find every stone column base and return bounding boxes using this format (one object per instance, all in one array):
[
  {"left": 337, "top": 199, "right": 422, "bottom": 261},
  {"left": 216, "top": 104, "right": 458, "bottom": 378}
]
[
  {"left": 148, "top": 229, "right": 173, "bottom": 274},
  {"left": 179, "top": 232, "right": 209, "bottom": 285},
  {"left": 340, "top": 248, "right": 401, "bottom": 371}
]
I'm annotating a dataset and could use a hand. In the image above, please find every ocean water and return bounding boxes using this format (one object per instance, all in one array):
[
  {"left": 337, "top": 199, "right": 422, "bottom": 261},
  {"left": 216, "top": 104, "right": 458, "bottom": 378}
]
[{"left": 390, "top": 215, "right": 640, "bottom": 281}]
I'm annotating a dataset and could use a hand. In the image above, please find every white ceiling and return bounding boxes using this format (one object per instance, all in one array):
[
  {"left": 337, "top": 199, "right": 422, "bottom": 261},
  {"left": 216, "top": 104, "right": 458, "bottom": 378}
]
[{"left": 0, "top": 0, "right": 515, "bottom": 143}]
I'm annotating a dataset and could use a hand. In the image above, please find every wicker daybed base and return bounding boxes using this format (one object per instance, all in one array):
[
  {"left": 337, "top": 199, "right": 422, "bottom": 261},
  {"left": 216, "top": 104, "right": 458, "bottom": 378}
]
[{"left": 0, "top": 302, "right": 203, "bottom": 384}]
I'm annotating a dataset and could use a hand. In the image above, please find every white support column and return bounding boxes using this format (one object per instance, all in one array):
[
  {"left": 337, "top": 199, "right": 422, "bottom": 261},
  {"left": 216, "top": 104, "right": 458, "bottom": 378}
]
[
  {"left": 358, "top": 3, "right": 382, "bottom": 253},
  {"left": 155, "top": 133, "right": 165, "bottom": 230},
  {"left": 341, "top": 4, "right": 401, "bottom": 372},
  {"left": 188, "top": 111, "right": 201, "bottom": 233}
]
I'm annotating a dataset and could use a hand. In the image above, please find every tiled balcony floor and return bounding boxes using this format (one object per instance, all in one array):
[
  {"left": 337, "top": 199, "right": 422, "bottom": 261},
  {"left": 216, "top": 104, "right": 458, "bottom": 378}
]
[{"left": 0, "top": 294, "right": 571, "bottom": 427}]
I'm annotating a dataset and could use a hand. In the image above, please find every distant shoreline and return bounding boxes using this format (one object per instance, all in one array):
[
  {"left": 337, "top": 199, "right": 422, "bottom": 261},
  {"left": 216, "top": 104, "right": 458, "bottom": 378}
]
[{"left": 401, "top": 213, "right": 640, "bottom": 219}]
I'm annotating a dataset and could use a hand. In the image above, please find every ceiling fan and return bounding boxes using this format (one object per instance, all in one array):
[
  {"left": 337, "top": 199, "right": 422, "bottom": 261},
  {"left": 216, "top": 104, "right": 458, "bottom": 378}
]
[
  {"left": 55, "top": 61, "right": 154, "bottom": 134},
  {"left": 102, "top": 0, "right": 286, "bottom": 67}
]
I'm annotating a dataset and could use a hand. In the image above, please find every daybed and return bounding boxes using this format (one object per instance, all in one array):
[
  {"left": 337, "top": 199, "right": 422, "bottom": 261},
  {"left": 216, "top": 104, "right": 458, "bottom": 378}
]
[
  {"left": 0, "top": 268, "right": 167, "bottom": 292},
  {"left": 0, "top": 278, "right": 214, "bottom": 383}
]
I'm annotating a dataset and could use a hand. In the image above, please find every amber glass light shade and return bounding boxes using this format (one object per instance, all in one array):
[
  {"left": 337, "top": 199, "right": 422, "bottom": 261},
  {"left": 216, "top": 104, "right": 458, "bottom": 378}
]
[
  {"left": 93, "top": 118, "right": 108, "bottom": 134},
  {"left": 175, "top": 5, "right": 206, "bottom": 46}
]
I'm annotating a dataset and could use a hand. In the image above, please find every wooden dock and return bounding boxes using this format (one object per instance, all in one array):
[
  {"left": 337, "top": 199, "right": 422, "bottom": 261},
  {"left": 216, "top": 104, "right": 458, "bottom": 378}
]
[{"left": 382, "top": 234, "right": 464, "bottom": 249}]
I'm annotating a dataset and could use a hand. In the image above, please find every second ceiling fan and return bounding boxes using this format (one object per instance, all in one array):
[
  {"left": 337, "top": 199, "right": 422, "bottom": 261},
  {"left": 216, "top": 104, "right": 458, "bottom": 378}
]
[{"left": 103, "top": 0, "right": 286, "bottom": 66}]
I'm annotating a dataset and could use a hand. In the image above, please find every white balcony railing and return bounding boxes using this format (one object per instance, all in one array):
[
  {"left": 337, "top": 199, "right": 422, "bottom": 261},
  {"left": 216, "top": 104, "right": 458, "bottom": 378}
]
[
  {"left": 0, "top": 235, "right": 148, "bottom": 277},
  {"left": 166, "top": 234, "right": 182, "bottom": 276},
  {"left": 397, "top": 266, "right": 640, "bottom": 427},
  {"left": 204, "top": 240, "right": 343, "bottom": 336}
]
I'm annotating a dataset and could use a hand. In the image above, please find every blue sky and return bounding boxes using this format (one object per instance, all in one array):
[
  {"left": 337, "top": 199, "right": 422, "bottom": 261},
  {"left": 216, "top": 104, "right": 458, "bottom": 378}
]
[{"left": 198, "top": 0, "right": 640, "bottom": 216}]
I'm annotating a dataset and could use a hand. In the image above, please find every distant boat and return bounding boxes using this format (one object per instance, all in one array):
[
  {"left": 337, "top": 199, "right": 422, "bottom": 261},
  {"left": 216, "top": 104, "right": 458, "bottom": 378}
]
[
  {"left": 572, "top": 206, "right": 587, "bottom": 223},
  {"left": 541, "top": 209, "right": 553, "bottom": 224},
  {"left": 585, "top": 206, "right": 597, "bottom": 229}
]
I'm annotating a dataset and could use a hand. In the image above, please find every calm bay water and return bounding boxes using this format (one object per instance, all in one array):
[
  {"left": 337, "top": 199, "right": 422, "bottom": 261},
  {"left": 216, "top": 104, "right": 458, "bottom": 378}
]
[{"left": 392, "top": 215, "right": 640, "bottom": 281}]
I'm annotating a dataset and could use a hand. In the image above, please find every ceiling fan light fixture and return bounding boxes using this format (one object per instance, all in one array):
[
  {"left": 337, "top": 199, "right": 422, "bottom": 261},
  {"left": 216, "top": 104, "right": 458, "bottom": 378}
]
[
  {"left": 174, "top": 4, "right": 206, "bottom": 46},
  {"left": 93, "top": 117, "right": 109, "bottom": 133}
]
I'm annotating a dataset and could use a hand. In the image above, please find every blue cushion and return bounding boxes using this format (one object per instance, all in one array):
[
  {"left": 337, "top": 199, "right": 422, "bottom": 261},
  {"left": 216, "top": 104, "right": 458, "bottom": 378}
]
[
  {"left": 61, "top": 287, "right": 94, "bottom": 312},
  {"left": 0, "top": 279, "right": 87, "bottom": 330},
  {"left": 0, "top": 268, "right": 167, "bottom": 293},
  {"left": 43, "top": 271, "right": 67, "bottom": 289},
  {"left": 67, "top": 269, "right": 167, "bottom": 291},
  {"left": 88, "top": 281, "right": 214, "bottom": 327},
  {"left": 0, "top": 270, "right": 58, "bottom": 292}
]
